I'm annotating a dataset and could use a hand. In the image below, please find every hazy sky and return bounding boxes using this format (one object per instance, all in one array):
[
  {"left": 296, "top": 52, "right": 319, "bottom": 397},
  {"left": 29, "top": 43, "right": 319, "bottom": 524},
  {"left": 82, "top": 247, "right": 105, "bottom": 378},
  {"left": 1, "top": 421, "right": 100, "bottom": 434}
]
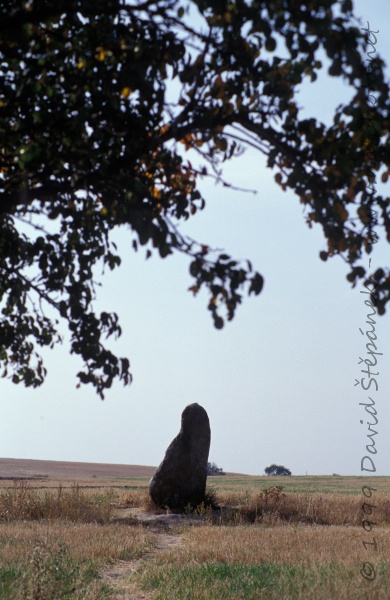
[{"left": 1, "top": 1, "right": 389, "bottom": 477}]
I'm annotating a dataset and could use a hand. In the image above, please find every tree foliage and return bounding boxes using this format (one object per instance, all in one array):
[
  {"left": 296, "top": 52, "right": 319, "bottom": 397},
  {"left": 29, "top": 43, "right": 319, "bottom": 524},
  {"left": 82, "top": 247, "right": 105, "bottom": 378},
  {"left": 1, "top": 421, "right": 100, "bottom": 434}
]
[
  {"left": 264, "top": 464, "right": 292, "bottom": 476},
  {"left": 207, "top": 461, "right": 225, "bottom": 476},
  {"left": 0, "top": 0, "right": 389, "bottom": 396}
]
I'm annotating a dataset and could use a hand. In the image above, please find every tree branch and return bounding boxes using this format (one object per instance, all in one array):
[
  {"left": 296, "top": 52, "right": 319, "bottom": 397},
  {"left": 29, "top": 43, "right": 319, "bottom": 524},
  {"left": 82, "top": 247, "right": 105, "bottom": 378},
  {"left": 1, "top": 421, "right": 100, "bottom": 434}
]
[{"left": 0, "top": 183, "right": 72, "bottom": 215}]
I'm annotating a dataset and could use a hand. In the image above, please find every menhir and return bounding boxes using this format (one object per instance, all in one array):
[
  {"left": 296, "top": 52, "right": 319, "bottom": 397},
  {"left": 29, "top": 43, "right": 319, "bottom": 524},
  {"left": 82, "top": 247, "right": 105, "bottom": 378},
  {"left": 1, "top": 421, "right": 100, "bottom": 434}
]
[{"left": 149, "top": 403, "right": 211, "bottom": 510}]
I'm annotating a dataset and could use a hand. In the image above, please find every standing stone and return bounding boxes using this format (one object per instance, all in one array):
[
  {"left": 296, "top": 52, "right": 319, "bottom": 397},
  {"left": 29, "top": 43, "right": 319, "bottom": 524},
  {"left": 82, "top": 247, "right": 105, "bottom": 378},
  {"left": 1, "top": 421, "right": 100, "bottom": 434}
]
[{"left": 149, "top": 403, "right": 211, "bottom": 510}]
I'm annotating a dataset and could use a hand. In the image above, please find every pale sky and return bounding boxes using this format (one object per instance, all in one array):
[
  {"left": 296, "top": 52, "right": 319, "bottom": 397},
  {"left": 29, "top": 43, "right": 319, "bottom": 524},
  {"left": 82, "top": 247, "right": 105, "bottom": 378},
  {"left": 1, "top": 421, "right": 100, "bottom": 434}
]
[{"left": 1, "top": 1, "right": 389, "bottom": 477}]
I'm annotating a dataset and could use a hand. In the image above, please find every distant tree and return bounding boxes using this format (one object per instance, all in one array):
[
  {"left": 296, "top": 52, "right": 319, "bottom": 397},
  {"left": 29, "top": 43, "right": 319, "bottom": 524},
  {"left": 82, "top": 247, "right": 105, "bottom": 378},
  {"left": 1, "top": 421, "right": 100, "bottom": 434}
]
[
  {"left": 207, "top": 461, "right": 225, "bottom": 476},
  {"left": 265, "top": 464, "right": 292, "bottom": 476},
  {"left": 0, "top": 1, "right": 389, "bottom": 397}
]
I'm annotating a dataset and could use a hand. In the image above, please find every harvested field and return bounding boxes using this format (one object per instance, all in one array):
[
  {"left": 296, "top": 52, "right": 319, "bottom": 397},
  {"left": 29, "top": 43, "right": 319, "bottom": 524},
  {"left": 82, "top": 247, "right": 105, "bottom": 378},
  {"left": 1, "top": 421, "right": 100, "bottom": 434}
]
[{"left": 0, "top": 458, "right": 389, "bottom": 599}]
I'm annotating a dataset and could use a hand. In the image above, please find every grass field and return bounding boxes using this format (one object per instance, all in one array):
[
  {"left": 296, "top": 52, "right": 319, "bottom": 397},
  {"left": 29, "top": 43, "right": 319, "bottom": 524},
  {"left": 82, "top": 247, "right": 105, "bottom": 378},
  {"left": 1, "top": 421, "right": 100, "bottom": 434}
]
[{"left": 0, "top": 458, "right": 389, "bottom": 598}]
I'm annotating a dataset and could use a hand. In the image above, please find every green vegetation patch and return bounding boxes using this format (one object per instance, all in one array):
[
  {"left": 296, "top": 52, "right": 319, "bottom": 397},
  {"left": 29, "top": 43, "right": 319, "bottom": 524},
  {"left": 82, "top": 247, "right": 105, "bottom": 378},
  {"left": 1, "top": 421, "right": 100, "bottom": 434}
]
[
  {"left": 0, "top": 567, "right": 20, "bottom": 597},
  {"left": 208, "top": 476, "right": 390, "bottom": 495},
  {"left": 139, "top": 561, "right": 390, "bottom": 599},
  {"left": 0, "top": 542, "right": 108, "bottom": 600}
]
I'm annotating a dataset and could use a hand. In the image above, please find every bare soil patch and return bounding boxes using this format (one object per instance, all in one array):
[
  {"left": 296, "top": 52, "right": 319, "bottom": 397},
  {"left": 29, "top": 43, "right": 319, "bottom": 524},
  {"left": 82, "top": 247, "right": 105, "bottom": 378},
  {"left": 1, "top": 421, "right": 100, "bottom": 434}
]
[{"left": 0, "top": 457, "right": 156, "bottom": 488}]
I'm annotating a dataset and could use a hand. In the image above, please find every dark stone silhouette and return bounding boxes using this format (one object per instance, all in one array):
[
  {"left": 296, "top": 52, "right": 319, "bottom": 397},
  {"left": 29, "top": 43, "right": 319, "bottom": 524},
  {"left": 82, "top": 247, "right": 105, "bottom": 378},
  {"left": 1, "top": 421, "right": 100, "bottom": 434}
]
[{"left": 149, "top": 403, "right": 211, "bottom": 510}]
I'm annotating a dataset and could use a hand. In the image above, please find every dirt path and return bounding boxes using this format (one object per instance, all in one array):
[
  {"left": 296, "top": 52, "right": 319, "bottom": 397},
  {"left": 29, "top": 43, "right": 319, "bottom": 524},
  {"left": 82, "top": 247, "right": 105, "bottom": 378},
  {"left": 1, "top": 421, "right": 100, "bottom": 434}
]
[
  {"left": 100, "top": 511, "right": 192, "bottom": 599},
  {"left": 101, "top": 531, "right": 182, "bottom": 599}
]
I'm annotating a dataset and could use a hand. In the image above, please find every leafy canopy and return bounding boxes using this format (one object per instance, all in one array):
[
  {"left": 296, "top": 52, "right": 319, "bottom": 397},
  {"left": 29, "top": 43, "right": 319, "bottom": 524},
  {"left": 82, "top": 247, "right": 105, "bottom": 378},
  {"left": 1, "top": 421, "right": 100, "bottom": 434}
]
[
  {"left": 264, "top": 464, "right": 292, "bottom": 476},
  {"left": 0, "top": 0, "right": 389, "bottom": 397},
  {"left": 207, "top": 461, "right": 225, "bottom": 476}
]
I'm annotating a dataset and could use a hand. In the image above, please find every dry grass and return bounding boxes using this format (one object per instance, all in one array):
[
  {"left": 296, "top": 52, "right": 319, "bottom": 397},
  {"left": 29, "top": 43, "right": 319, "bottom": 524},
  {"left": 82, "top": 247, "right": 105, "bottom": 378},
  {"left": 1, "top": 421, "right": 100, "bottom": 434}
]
[
  {"left": 100, "top": 484, "right": 390, "bottom": 528},
  {"left": 0, "top": 521, "right": 156, "bottom": 567},
  {"left": 6, "top": 482, "right": 388, "bottom": 529},
  {"left": 139, "top": 525, "right": 390, "bottom": 599},
  {"left": 157, "top": 524, "right": 388, "bottom": 567},
  {"left": 113, "top": 487, "right": 150, "bottom": 509},
  {"left": 0, "top": 483, "right": 158, "bottom": 598},
  {"left": 0, "top": 482, "right": 113, "bottom": 523},
  {"left": 0, "top": 520, "right": 156, "bottom": 599},
  {"left": 210, "top": 488, "right": 390, "bottom": 526},
  {"left": 2, "top": 476, "right": 390, "bottom": 599},
  {"left": 135, "top": 487, "right": 390, "bottom": 599}
]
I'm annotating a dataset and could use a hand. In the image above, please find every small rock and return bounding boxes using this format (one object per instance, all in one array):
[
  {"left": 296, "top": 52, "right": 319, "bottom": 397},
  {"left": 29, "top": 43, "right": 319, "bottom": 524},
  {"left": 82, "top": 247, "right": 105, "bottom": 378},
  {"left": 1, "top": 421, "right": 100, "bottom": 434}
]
[{"left": 149, "top": 403, "right": 211, "bottom": 510}]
